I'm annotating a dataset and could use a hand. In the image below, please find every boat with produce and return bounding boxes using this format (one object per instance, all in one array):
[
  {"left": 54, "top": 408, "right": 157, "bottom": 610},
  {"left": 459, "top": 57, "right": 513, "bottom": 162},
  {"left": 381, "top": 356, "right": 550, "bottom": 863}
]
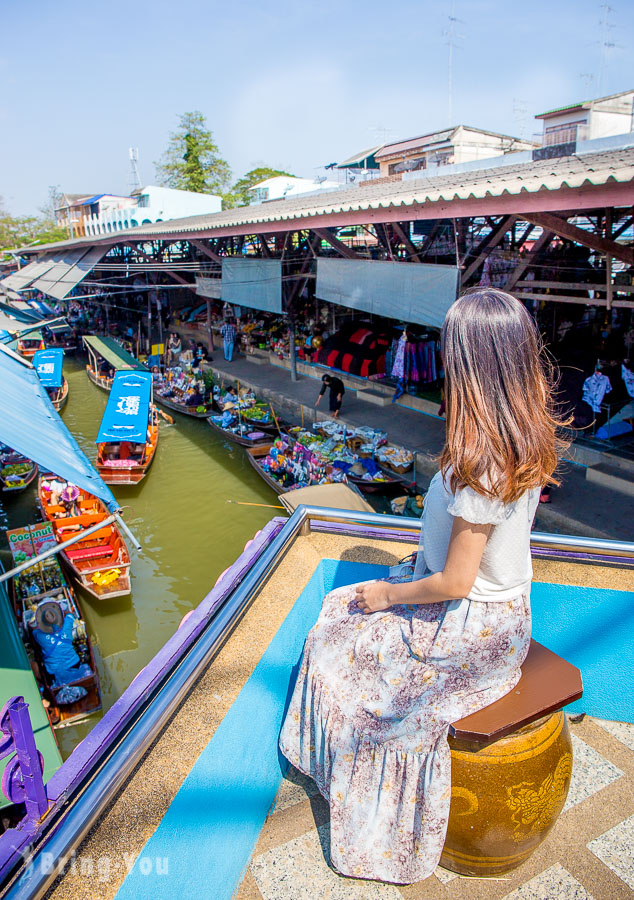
[
  {"left": 1, "top": 508, "right": 631, "bottom": 899},
  {"left": 83, "top": 334, "right": 147, "bottom": 392},
  {"left": 6, "top": 523, "right": 101, "bottom": 727},
  {"left": 154, "top": 368, "right": 216, "bottom": 417},
  {"left": 246, "top": 439, "right": 347, "bottom": 494},
  {"left": 288, "top": 424, "right": 415, "bottom": 493},
  {"left": 44, "top": 321, "right": 77, "bottom": 354},
  {"left": 95, "top": 371, "right": 159, "bottom": 485},
  {"left": 38, "top": 474, "right": 132, "bottom": 600},
  {"left": 207, "top": 412, "right": 272, "bottom": 447},
  {"left": 34, "top": 347, "right": 69, "bottom": 411},
  {"left": 0, "top": 445, "right": 38, "bottom": 493}
]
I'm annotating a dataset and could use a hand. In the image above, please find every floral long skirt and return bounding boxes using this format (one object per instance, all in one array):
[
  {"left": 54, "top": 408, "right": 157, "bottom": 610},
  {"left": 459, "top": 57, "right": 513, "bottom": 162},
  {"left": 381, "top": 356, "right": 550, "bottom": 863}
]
[{"left": 279, "top": 579, "right": 531, "bottom": 884}]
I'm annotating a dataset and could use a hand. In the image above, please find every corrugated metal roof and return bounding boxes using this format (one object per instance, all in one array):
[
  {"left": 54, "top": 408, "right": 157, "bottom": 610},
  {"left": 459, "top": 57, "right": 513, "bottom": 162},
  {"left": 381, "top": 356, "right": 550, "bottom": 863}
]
[
  {"left": 17, "top": 147, "right": 634, "bottom": 255},
  {"left": 337, "top": 145, "right": 384, "bottom": 167}
]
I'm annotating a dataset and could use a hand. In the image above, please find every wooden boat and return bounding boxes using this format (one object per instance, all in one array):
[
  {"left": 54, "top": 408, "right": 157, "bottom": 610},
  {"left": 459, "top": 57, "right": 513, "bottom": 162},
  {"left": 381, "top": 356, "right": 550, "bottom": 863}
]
[
  {"left": 7, "top": 523, "right": 102, "bottom": 727},
  {"left": 0, "top": 449, "right": 38, "bottom": 492},
  {"left": 154, "top": 393, "right": 215, "bottom": 418},
  {"left": 207, "top": 415, "right": 271, "bottom": 447},
  {"left": 6, "top": 510, "right": 632, "bottom": 899},
  {"left": 16, "top": 334, "right": 46, "bottom": 360},
  {"left": 50, "top": 376, "right": 69, "bottom": 411},
  {"left": 246, "top": 443, "right": 344, "bottom": 495},
  {"left": 97, "top": 406, "right": 159, "bottom": 485},
  {"left": 83, "top": 335, "right": 146, "bottom": 393},
  {"left": 346, "top": 463, "right": 415, "bottom": 494},
  {"left": 38, "top": 475, "right": 132, "bottom": 600}
]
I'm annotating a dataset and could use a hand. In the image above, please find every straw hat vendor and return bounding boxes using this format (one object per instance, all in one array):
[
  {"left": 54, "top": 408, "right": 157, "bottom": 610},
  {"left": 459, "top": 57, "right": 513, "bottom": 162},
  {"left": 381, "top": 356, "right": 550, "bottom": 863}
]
[{"left": 31, "top": 601, "right": 92, "bottom": 687}]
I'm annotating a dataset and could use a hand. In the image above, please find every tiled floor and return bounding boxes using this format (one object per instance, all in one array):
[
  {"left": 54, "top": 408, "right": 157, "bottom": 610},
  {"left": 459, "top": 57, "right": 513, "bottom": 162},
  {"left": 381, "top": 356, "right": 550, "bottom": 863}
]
[{"left": 236, "top": 717, "right": 634, "bottom": 900}]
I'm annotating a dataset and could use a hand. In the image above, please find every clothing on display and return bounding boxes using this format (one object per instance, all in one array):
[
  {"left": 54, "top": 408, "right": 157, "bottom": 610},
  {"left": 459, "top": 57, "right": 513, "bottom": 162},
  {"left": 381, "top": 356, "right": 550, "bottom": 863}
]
[
  {"left": 622, "top": 364, "right": 634, "bottom": 399},
  {"left": 582, "top": 371, "right": 612, "bottom": 413}
]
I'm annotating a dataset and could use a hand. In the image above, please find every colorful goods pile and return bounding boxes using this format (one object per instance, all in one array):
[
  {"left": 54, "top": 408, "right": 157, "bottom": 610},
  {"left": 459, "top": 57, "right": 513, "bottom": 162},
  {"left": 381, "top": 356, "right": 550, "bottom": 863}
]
[
  {"left": 259, "top": 438, "right": 346, "bottom": 491},
  {"left": 375, "top": 444, "right": 415, "bottom": 473}
]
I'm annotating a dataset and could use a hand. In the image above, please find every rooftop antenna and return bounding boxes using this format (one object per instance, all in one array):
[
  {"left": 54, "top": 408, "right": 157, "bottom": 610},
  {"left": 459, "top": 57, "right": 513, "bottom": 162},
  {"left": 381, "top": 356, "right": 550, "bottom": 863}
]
[
  {"left": 596, "top": 4, "right": 619, "bottom": 97},
  {"left": 444, "top": 2, "right": 465, "bottom": 126},
  {"left": 129, "top": 147, "right": 142, "bottom": 193},
  {"left": 512, "top": 98, "right": 529, "bottom": 140}
]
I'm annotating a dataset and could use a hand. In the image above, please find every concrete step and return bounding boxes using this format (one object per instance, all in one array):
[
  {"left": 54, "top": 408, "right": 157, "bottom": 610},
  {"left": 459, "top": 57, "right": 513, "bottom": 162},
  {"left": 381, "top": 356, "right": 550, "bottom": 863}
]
[
  {"left": 585, "top": 463, "right": 634, "bottom": 497},
  {"left": 357, "top": 389, "right": 391, "bottom": 407}
]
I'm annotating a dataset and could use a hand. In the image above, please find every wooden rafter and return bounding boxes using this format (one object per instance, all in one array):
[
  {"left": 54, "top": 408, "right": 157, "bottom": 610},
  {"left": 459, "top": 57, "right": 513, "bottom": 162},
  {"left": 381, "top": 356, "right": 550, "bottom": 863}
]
[
  {"left": 392, "top": 222, "right": 422, "bottom": 262},
  {"left": 164, "top": 271, "right": 197, "bottom": 293},
  {"left": 461, "top": 215, "right": 517, "bottom": 283},
  {"left": 312, "top": 228, "right": 359, "bottom": 259},
  {"left": 503, "top": 228, "right": 554, "bottom": 291},
  {"left": 190, "top": 239, "right": 223, "bottom": 265},
  {"left": 257, "top": 234, "right": 272, "bottom": 258},
  {"left": 523, "top": 212, "right": 634, "bottom": 267}
]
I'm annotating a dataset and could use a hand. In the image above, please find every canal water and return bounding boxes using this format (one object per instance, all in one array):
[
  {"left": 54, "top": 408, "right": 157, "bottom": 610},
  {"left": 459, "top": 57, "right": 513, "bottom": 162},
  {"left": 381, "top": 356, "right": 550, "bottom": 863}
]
[{"left": 0, "top": 355, "right": 279, "bottom": 759}]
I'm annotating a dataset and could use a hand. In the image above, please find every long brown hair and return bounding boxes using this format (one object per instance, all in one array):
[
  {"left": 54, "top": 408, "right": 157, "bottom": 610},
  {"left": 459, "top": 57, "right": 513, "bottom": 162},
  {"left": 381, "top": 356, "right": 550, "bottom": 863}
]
[{"left": 440, "top": 288, "right": 569, "bottom": 503}]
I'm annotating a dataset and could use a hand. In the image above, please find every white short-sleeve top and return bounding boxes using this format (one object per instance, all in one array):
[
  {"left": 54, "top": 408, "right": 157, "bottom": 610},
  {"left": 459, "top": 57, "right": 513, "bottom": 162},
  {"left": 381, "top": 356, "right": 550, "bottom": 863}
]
[{"left": 413, "top": 469, "right": 540, "bottom": 601}]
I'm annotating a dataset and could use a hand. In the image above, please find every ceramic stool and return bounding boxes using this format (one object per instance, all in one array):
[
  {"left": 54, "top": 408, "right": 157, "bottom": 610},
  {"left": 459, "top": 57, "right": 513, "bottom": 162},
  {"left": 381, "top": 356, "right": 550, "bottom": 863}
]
[{"left": 441, "top": 640, "right": 583, "bottom": 877}]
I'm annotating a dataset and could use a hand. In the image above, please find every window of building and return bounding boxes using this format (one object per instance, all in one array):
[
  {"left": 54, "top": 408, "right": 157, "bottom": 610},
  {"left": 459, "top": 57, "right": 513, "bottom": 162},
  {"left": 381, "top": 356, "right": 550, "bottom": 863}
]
[{"left": 544, "top": 120, "right": 585, "bottom": 146}]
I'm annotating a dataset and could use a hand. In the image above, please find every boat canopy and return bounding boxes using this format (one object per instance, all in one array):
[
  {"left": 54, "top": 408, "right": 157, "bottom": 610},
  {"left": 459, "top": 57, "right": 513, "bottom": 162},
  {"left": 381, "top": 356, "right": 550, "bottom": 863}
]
[
  {"left": 0, "top": 343, "right": 118, "bottom": 511},
  {"left": 83, "top": 335, "right": 146, "bottom": 372},
  {"left": 33, "top": 348, "right": 64, "bottom": 388},
  {"left": 46, "top": 321, "right": 72, "bottom": 334},
  {"left": 278, "top": 482, "right": 374, "bottom": 513},
  {"left": 97, "top": 371, "right": 152, "bottom": 444}
]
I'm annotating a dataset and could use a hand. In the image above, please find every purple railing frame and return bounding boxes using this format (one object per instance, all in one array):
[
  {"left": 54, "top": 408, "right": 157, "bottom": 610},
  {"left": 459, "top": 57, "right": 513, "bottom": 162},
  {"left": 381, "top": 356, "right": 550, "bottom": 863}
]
[{"left": 0, "top": 517, "right": 285, "bottom": 886}]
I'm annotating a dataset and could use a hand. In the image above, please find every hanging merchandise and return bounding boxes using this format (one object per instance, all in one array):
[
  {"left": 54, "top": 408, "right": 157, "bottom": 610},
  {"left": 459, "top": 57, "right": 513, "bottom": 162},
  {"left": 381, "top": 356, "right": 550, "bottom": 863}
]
[{"left": 391, "top": 332, "right": 407, "bottom": 379}]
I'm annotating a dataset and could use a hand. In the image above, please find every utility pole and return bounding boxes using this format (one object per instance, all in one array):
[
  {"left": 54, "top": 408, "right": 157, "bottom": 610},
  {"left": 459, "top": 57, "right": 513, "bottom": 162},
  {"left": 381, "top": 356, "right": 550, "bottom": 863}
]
[{"left": 129, "top": 148, "right": 142, "bottom": 193}]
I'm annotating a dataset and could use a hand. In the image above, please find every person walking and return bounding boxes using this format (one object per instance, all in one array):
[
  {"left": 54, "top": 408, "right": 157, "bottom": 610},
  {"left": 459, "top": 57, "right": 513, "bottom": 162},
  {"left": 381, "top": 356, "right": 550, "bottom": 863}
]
[
  {"left": 280, "top": 288, "right": 569, "bottom": 884},
  {"left": 220, "top": 320, "right": 237, "bottom": 362},
  {"left": 315, "top": 373, "right": 345, "bottom": 418}
]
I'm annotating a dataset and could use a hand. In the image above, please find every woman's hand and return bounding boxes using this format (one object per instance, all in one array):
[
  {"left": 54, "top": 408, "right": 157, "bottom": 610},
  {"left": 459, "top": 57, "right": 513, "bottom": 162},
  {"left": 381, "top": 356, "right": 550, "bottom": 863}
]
[{"left": 355, "top": 581, "right": 393, "bottom": 614}]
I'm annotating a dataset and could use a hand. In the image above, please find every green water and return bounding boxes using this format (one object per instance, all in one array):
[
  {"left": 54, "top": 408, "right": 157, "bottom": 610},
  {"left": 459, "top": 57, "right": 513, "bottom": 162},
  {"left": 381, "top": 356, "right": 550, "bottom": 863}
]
[{"left": 0, "top": 356, "right": 280, "bottom": 759}]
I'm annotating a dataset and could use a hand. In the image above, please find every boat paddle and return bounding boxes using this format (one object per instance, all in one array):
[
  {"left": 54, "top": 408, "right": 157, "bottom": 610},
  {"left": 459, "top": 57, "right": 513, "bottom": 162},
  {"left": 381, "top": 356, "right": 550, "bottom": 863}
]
[
  {"left": 157, "top": 408, "right": 175, "bottom": 425},
  {"left": 226, "top": 500, "right": 284, "bottom": 509}
]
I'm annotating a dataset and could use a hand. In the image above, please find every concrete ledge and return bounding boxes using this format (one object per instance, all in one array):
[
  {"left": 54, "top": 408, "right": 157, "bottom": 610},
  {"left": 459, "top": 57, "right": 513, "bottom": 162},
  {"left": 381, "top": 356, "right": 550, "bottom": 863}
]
[
  {"left": 360, "top": 390, "right": 391, "bottom": 407},
  {"left": 586, "top": 463, "right": 634, "bottom": 497}
]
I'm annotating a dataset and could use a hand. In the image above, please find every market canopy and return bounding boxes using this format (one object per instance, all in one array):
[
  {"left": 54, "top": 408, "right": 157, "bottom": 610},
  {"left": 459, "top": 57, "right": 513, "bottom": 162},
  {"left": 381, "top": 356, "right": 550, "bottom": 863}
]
[
  {"left": 0, "top": 253, "right": 59, "bottom": 293},
  {"left": 0, "top": 300, "right": 41, "bottom": 323},
  {"left": 83, "top": 335, "right": 146, "bottom": 372},
  {"left": 315, "top": 258, "right": 459, "bottom": 330},
  {"left": 33, "top": 348, "right": 64, "bottom": 388},
  {"left": 33, "top": 246, "right": 108, "bottom": 300},
  {"left": 221, "top": 259, "right": 283, "bottom": 314},
  {"left": 97, "top": 371, "right": 152, "bottom": 444},
  {"left": 0, "top": 343, "right": 118, "bottom": 511}
]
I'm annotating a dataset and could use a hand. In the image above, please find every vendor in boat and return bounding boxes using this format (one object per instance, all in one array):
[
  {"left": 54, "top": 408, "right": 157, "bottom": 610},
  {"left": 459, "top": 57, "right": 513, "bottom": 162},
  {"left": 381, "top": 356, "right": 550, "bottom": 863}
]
[
  {"left": 220, "top": 385, "right": 238, "bottom": 409},
  {"left": 185, "top": 385, "right": 205, "bottom": 407},
  {"left": 167, "top": 333, "right": 182, "bottom": 366},
  {"left": 31, "top": 601, "right": 92, "bottom": 688},
  {"left": 98, "top": 358, "right": 114, "bottom": 380},
  {"left": 280, "top": 289, "right": 569, "bottom": 884}
]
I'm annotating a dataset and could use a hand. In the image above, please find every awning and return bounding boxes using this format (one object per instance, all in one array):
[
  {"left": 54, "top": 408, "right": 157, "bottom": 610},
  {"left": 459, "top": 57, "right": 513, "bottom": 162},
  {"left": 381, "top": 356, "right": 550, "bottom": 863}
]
[
  {"left": 0, "top": 311, "right": 27, "bottom": 335},
  {"left": 83, "top": 335, "right": 146, "bottom": 372},
  {"left": 0, "top": 253, "right": 59, "bottom": 292},
  {"left": 0, "top": 343, "right": 118, "bottom": 511},
  {"left": 97, "top": 371, "right": 152, "bottom": 443},
  {"left": 34, "top": 348, "right": 64, "bottom": 388},
  {"left": 31, "top": 246, "right": 108, "bottom": 300},
  {"left": 46, "top": 320, "right": 72, "bottom": 334},
  {"left": 0, "top": 299, "right": 41, "bottom": 323}
]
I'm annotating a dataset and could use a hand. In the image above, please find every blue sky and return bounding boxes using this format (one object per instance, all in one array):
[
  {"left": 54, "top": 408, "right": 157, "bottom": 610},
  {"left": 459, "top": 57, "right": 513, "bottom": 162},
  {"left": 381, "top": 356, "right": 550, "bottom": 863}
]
[{"left": 1, "top": 0, "right": 632, "bottom": 215}]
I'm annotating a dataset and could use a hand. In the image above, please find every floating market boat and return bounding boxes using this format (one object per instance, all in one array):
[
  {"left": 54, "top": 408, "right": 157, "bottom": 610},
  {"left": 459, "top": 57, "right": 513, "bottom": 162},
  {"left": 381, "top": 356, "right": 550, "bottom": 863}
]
[
  {"left": 83, "top": 335, "right": 147, "bottom": 392},
  {"left": 153, "top": 368, "right": 216, "bottom": 417},
  {"left": 0, "top": 509, "right": 631, "bottom": 900},
  {"left": 246, "top": 440, "right": 347, "bottom": 494},
  {"left": 15, "top": 331, "right": 45, "bottom": 360},
  {"left": 34, "top": 347, "right": 68, "bottom": 411},
  {"left": 6, "top": 523, "right": 101, "bottom": 727},
  {"left": 0, "top": 445, "right": 38, "bottom": 493},
  {"left": 38, "top": 475, "right": 132, "bottom": 600},
  {"left": 207, "top": 413, "right": 272, "bottom": 447},
  {"left": 289, "top": 426, "right": 414, "bottom": 494},
  {"left": 44, "top": 321, "right": 77, "bottom": 354},
  {"left": 95, "top": 371, "right": 159, "bottom": 485}
]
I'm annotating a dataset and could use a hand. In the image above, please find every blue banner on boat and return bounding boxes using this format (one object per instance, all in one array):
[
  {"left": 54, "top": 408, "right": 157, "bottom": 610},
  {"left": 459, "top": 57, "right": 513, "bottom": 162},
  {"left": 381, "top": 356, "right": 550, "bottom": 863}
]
[
  {"left": 33, "top": 348, "right": 64, "bottom": 388},
  {"left": 97, "top": 371, "right": 152, "bottom": 444}
]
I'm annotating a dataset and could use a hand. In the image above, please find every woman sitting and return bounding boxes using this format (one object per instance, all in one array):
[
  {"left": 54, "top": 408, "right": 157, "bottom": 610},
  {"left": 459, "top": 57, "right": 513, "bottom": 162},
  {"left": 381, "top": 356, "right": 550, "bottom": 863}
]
[{"left": 279, "top": 288, "right": 569, "bottom": 884}]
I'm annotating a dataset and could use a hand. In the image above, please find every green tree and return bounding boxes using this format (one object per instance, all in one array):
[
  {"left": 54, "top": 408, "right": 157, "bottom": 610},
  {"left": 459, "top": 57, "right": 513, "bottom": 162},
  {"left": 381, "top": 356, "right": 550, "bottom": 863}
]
[
  {"left": 0, "top": 195, "right": 69, "bottom": 261},
  {"left": 225, "top": 166, "right": 295, "bottom": 208},
  {"left": 154, "top": 111, "right": 232, "bottom": 196}
]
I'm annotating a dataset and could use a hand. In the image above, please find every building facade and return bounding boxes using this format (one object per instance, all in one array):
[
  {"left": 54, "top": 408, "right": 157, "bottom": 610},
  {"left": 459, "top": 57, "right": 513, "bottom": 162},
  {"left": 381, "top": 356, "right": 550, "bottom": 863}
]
[{"left": 536, "top": 90, "right": 634, "bottom": 148}]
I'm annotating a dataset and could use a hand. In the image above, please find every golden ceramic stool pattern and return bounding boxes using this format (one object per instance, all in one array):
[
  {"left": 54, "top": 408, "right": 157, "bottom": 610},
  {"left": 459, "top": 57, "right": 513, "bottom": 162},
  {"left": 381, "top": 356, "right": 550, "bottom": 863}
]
[{"left": 440, "top": 710, "right": 573, "bottom": 876}]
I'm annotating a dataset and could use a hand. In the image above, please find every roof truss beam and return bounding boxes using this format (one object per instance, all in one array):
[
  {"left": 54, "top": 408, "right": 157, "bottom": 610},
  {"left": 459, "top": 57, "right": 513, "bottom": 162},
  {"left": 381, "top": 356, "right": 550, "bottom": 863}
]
[
  {"left": 461, "top": 215, "right": 517, "bottom": 283},
  {"left": 523, "top": 212, "right": 634, "bottom": 267},
  {"left": 312, "top": 228, "right": 359, "bottom": 259}
]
